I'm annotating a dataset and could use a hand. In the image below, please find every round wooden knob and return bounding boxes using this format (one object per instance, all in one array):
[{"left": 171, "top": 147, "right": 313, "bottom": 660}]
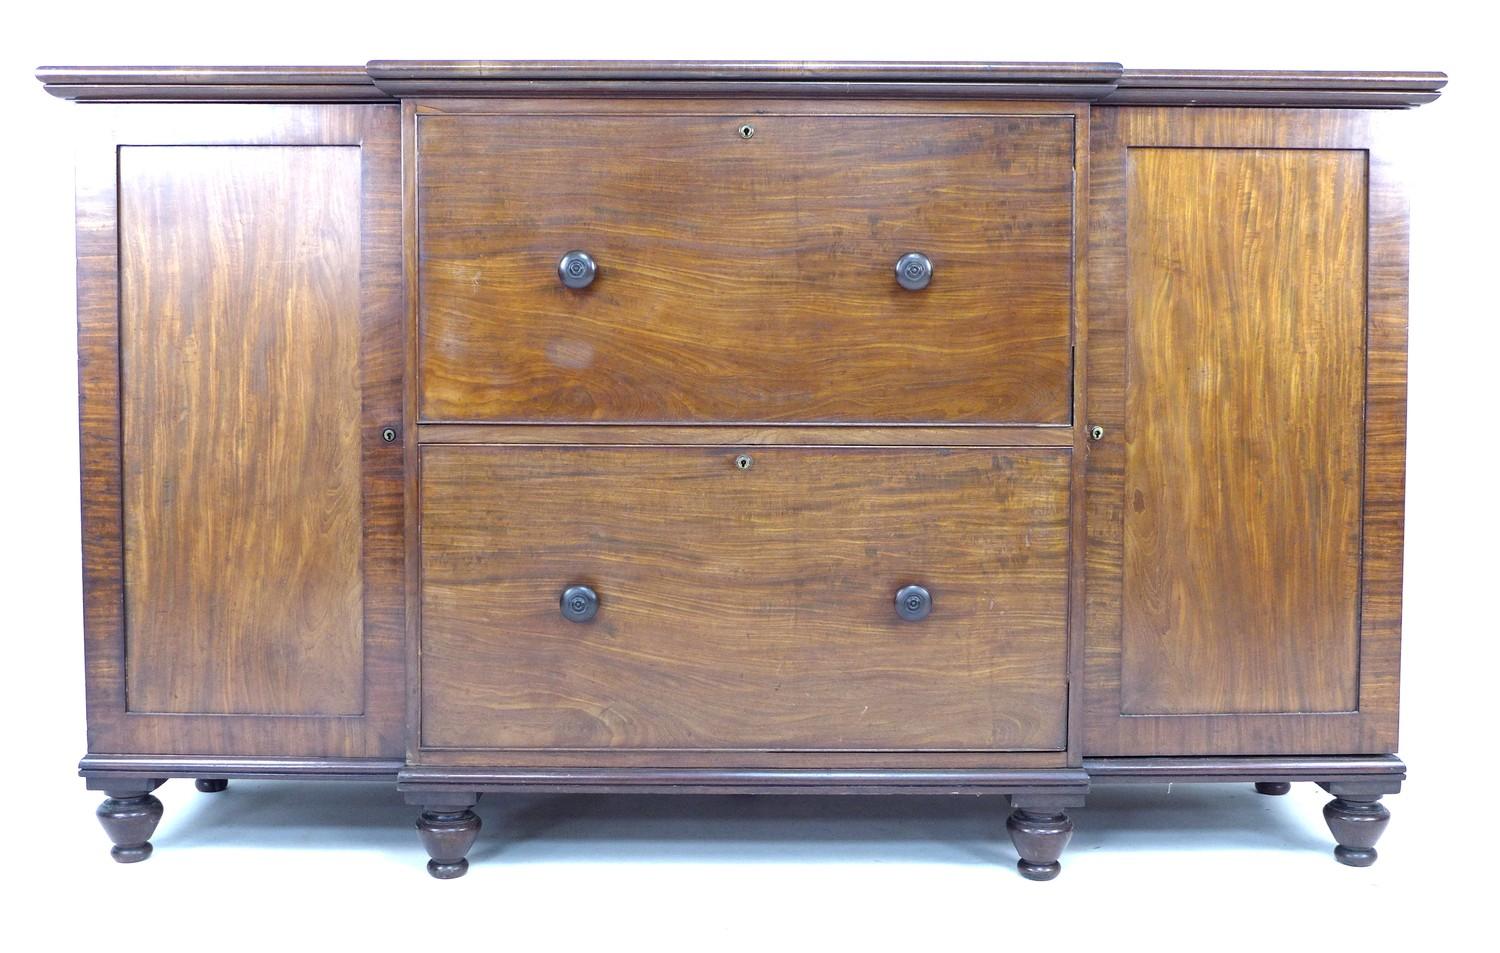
[
  {"left": 895, "top": 584, "right": 932, "bottom": 621},
  {"left": 560, "top": 585, "right": 598, "bottom": 622},
  {"left": 895, "top": 252, "right": 933, "bottom": 291},
  {"left": 558, "top": 250, "right": 597, "bottom": 289}
]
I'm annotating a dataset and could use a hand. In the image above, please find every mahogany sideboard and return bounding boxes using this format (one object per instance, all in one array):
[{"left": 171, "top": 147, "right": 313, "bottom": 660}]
[{"left": 38, "top": 60, "right": 1444, "bottom": 879}]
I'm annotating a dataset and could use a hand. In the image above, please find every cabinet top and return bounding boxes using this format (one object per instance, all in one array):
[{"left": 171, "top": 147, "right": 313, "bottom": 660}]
[{"left": 35, "top": 61, "right": 1446, "bottom": 107}]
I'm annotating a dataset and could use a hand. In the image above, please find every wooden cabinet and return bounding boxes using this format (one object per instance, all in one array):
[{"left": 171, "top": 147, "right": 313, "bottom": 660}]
[{"left": 39, "top": 60, "right": 1443, "bottom": 879}]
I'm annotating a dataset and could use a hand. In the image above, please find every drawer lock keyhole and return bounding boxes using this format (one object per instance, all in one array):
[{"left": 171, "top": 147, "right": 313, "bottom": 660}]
[
  {"left": 738, "top": 124, "right": 755, "bottom": 139},
  {"left": 735, "top": 454, "right": 753, "bottom": 470}
]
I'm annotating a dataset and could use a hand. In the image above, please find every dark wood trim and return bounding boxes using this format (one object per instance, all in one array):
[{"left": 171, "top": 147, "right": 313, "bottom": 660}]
[
  {"left": 1084, "top": 755, "right": 1405, "bottom": 785},
  {"left": 40, "top": 84, "right": 396, "bottom": 103},
  {"left": 1065, "top": 108, "right": 1091, "bottom": 769},
  {"left": 39, "top": 63, "right": 1444, "bottom": 107},
  {"left": 39, "top": 65, "right": 379, "bottom": 85},
  {"left": 377, "top": 80, "right": 1119, "bottom": 101},
  {"left": 401, "top": 98, "right": 424, "bottom": 767},
  {"left": 398, "top": 766, "right": 1090, "bottom": 796},
  {"left": 369, "top": 59, "right": 1125, "bottom": 83},
  {"left": 414, "top": 750, "right": 1068, "bottom": 769},
  {"left": 1122, "top": 69, "right": 1446, "bottom": 90},
  {"left": 413, "top": 98, "right": 1092, "bottom": 118},
  {"left": 1104, "top": 69, "right": 1445, "bottom": 107},
  {"left": 81, "top": 755, "right": 403, "bottom": 782},
  {"left": 416, "top": 424, "right": 1074, "bottom": 447},
  {"left": 368, "top": 60, "right": 1121, "bottom": 99},
  {"left": 37, "top": 65, "right": 394, "bottom": 102}
]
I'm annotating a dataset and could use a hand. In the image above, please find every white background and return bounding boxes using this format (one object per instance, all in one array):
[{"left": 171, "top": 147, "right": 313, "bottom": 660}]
[{"left": 2, "top": 3, "right": 1494, "bottom": 949}]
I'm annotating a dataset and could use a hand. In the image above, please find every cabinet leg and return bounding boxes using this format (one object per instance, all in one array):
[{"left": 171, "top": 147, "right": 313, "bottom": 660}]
[
  {"left": 195, "top": 779, "right": 229, "bottom": 793},
  {"left": 1254, "top": 781, "right": 1291, "bottom": 796},
  {"left": 1006, "top": 797, "right": 1074, "bottom": 881},
  {"left": 417, "top": 799, "right": 482, "bottom": 880},
  {"left": 96, "top": 783, "right": 165, "bottom": 864},
  {"left": 1322, "top": 795, "right": 1390, "bottom": 867}
]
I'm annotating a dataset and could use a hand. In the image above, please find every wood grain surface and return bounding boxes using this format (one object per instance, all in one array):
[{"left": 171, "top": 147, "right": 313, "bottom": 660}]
[
  {"left": 419, "top": 445, "right": 1071, "bottom": 752},
  {"left": 1121, "top": 146, "right": 1366, "bottom": 715},
  {"left": 415, "top": 423, "right": 1073, "bottom": 447},
  {"left": 417, "top": 111, "right": 1075, "bottom": 425},
  {"left": 120, "top": 145, "right": 365, "bottom": 715}
]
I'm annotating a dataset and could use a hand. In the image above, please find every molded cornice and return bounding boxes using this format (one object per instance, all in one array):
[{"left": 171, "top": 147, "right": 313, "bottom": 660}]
[{"left": 37, "top": 61, "right": 1447, "bottom": 107}]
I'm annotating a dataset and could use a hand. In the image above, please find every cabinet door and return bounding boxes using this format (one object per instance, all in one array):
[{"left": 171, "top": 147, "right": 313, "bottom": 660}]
[
  {"left": 1083, "top": 107, "right": 1407, "bottom": 755},
  {"left": 76, "top": 104, "right": 404, "bottom": 757}
]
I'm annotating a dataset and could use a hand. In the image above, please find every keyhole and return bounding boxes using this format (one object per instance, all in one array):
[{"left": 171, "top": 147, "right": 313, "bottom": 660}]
[
  {"left": 735, "top": 454, "right": 753, "bottom": 470},
  {"left": 739, "top": 124, "right": 755, "bottom": 139}
]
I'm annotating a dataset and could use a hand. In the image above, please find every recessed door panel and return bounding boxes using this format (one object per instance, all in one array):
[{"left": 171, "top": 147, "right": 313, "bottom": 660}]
[
  {"left": 120, "top": 144, "right": 365, "bottom": 716},
  {"left": 1120, "top": 146, "right": 1366, "bottom": 716}
]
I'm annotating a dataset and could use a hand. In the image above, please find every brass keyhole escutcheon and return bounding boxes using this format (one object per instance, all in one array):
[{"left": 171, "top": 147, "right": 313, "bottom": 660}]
[{"left": 738, "top": 123, "right": 755, "bottom": 140}]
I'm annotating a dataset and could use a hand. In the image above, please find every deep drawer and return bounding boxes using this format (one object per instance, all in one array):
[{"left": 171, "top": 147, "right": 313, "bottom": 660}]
[
  {"left": 417, "top": 111, "right": 1076, "bottom": 425},
  {"left": 419, "top": 445, "right": 1071, "bottom": 751}
]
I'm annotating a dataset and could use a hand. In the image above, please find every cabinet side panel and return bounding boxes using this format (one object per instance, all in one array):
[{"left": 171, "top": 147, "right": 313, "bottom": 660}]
[
  {"left": 119, "top": 145, "right": 365, "bottom": 716},
  {"left": 1120, "top": 146, "right": 1366, "bottom": 715}
]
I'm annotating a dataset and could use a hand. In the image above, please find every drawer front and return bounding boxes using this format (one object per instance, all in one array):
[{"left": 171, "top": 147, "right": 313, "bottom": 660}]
[
  {"left": 419, "top": 445, "right": 1071, "bottom": 751},
  {"left": 417, "top": 111, "right": 1076, "bottom": 425}
]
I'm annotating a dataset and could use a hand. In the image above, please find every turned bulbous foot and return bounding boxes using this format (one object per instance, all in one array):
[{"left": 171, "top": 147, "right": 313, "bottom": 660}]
[
  {"left": 1323, "top": 796, "right": 1390, "bottom": 867},
  {"left": 1255, "top": 781, "right": 1291, "bottom": 796},
  {"left": 1018, "top": 859, "right": 1062, "bottom": 881},
  {"left": 97, "top": 790, "right": 164, "bottom": 863},
  {"left": 195, "top": 778, "right": 229, "bottom": 793},
  {"left": 1007, "top": 802, "right": 1074, "bottom": 881},
  {"left": 417, "top": 804, "right": 482, "bottom": 879}
]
